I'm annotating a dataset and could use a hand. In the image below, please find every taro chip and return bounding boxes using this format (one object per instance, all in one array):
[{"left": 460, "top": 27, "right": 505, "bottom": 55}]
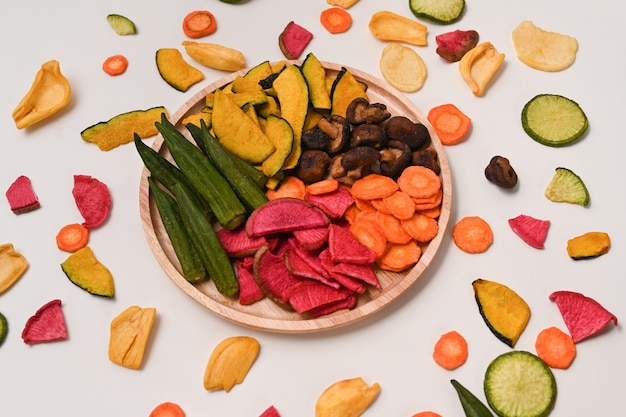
[
  {"left": 72, "top": 175, "right": 112, "bottom": 228},
  {"left": 22, "top": 299, "right": 68, "bottom": 344},
  {"left": 508, "top": 214, "right": 550, "bottom": 249},
  {"left": 549, "top": 290, "right": 618, "bottom": 343}
]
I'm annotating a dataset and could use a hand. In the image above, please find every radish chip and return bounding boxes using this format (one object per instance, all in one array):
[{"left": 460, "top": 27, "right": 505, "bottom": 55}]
[
  {"left": 5, "top": 175, "right": 40, "bottom": 214},
  {"left": 21, "top": 299, "right": 68, "bottom": 344},
  {"left": 508, "top": 214, "right": 550, "bottom": 249},
  {"left": 549, "top": 290, "right": 617, "bottom": 343},
  {"left": 72, "top": 175, "right": 112, "bottom": 228}
]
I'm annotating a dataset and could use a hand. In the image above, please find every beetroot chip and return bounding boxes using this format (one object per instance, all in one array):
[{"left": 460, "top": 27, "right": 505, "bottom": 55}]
[
  {"left": 284, "top": 248, "right": 339, "bottom": 288},
  {"left": 293, "top": 225, "right": 329, "bottom": 251},
  {"left": 72, "top": 175, "right": 111, "bottom": 228},
  {"left": 254, "top": 246, "right": 304, "bottom": 304},
  {"left": 309, "top": 293, "right": 357, "bottom": 318},
  {"left": 286, "top": 280, "right": 352, "bottom": 314},
  {"left": 509, "top": 214, "right": 550, "bottom": 249},
  {"left": 278, "top": 21, "right": 313, "bottom": 60},
  {"left": 328, "top": 223, "right": 377, "bottom": 265},
  {"left": 435, "top": 29, "right": 479, "bottom": 62},
  {"left": 22, "top": 299, "right": 67, "bottom": 344},
  {"left": 235, "top": 259, "right": 264, "bottom": 306},
  {"left": 549, "top": 290, "right": 618, "bottom": 343},
  {"left": 6, "top": 175, "right": 40, "bottom": 214},
  {"left": 259, "top": 405, "right": 281, "bottom": 417},
  {"left": 246, "top": 198, "right": 329, "bottom": 238},
  {"left": 217, "top": 226, "right": 267, "bottom": 258},
  {"left": 304, "top": 187, "right": 355, "bottom": 219}
]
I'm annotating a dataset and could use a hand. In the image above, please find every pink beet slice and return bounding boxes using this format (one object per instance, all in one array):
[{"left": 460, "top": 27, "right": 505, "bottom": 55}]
[
  {"left": 21, "top": 299, "right": 68, "bottom": 344},
  {"left": 508, "top": 214, "right": 550, "bottom": 249},
  {"left": 435, "top": 29, "right": 479, "bottom": 62},
  {"left": 245, "top": 198, "right": 330, "bottom": 238},
  {"left": 304, "top": 187, "right": 355, "bottom": 219},
  {"left": 235, "top": 259, "right": 264, "bottom": 306},
  {"left": 286, "top": 280, "right": 352, "bottom": 314},
  {"left": 327, "top": 223, "right": 377, "bottom": 265},
  {"left": 278, "top": 21, "right": 313, "bottom": 60},
  {"left": 5, "top": 175, "right": 40, "bottom": 214},
  {"left": 72, "top": 175, "right": 111, "bottom": 228},
  {"left": 549, "top": 290, "right": 618, "bottom": 343},
  {"left": 259, "top": 406, "right": 281, "bottom": 417}
]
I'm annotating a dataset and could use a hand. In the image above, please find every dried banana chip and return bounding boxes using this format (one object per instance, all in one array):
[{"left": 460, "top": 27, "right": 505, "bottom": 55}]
[
  {"left": 108, "top": 306, "right": 156, "bottom": 370},
  {"left": 459, "top": 42, "right": 505, "bottom": 96},
  {"left": 512, "top": 21, "right": 578, "bottom": 72},
  {"left": 203, "top": 336, "right": 260, "bottom": 392},
  {"left": 315, "top": 377, "right": 380, "bottom": 417},
  {"left": 379, "top": 43, "right": 427, "bottom": 93}
]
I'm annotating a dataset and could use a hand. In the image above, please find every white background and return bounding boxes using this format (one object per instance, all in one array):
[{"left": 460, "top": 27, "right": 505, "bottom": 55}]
[{"left": 1, "top": 0, "right": 624, "bottom": 415}]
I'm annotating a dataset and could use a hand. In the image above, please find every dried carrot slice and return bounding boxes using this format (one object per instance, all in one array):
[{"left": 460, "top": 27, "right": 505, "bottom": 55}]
[
  {"left": 370, "top": 198, "right": 391, "bottom": 214},
  {"left": 56, "top": 223, "right": 90, "bottom": 253},
  {"left": 354, "top": 197, "right": 376, "bottom": 212},
  {"left": 350, "top": 174, "right": 399, "bottom": 200},
  {"left": 452, "top": 216, "right": 493, "bottom": 253},
  {"left": 320, "top": 7, "right": 353, "bottom": 34},
  {"left": 418, "top": 204, "right": 441, "bottom": 219},
  {"left": 266, "top": 176, "right": 306, "bottom": 200},
  {"left": 149, "top": 401, "right": 186, "bottom": 417},
  {"left": 377, "top": 241, "right": 421, "bottom": 272},
  {"left": 375, "top": 211, "right": 412, "bottom": 244},
  {"left": 535, "top": 326, "right": 576, "bottom": 369},
  {"left": 102, "top": 54, "right": 129, "bottom": 76},
  {"left": 412, "top": 188, "right": 443, "bottom": 210},
  {"left": 183, "top": 10, "right": 217, "bottom": 38},
  {"left": 402, "top": 212, "right": 439, "bottom": 242},
  {"left": 350, "top": 220, "right": 387, "bottom": 258},
  {"left": 305, "top": 178, "right": 339, "bottom": 195},
  {"left": 432, "top": 330, "right": 468, "bottom": 370},
  {"left": 398, "top": 166, "right": 441, "bottom": 199},
  {"left": 427, "top": 103, "right": 472, "bottom": 145},
  {"left": 383, "top": 190, "right": 415, "bottom": 220},
  {"left": 412, "top": 412, "right": 442, "bottom": 417},
  {"left": 343, "top": 204, "right": 360, "bottom": 224}
]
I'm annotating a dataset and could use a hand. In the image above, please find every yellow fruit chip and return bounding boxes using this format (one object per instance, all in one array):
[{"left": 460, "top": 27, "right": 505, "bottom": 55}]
[
  {"left": 203, "top": 336, "right": 260, "bottom": 392},
  {"left": 316, "top": 377, "right": 380, "bottom": 417},
  {"left": 512, "top": 21, "right": 578, "bottom": 72},
  {"left": 108, "top": 306, "right": 156, "bottom": 370},
  {"left": 459, "top": 42, "right": 505, "bottom": 96},
  {"left": 379, "top": 43, "right": 427, "bottom": 93}
]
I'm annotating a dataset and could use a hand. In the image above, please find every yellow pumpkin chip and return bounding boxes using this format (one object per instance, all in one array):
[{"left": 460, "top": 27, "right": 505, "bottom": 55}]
[
  {"left": 379, "top": 43, "right": 427, "bottom": 93},
  {"left": 203, "top": 336, "right": 260, "bottom": 392},
  {"left": 567, "top": 231, "right": 610, "bottom": 259},
  {"left": 512, "top": 21, "right": 578, "bottom": 72},
  {"left": 316, "top": 377, "right": 380, "bottom": 417},
  {"left": 459, "top": 42, "right": 505, "bottom": 96}
]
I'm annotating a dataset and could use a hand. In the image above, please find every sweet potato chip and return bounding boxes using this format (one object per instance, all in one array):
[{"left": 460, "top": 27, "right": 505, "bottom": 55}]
[
  {"left": 512, "top": 21, "right": 578, "bottom": 72},
  {"left": 315, "top": 377, "right": 380, "bottom": 417},
  {"left": 549, "top": 290, "right": 617, "bottom": 343}
]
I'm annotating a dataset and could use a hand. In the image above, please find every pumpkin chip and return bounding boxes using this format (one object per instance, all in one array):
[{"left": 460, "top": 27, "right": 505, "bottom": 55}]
[{"left": 512, "top": 21, "right": 578, "bottom": 72}]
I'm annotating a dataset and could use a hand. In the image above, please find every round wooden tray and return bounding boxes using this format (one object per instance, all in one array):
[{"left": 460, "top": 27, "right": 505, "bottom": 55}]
[{"left": 139, "top": 61, "right": 452, "bottom": 333}]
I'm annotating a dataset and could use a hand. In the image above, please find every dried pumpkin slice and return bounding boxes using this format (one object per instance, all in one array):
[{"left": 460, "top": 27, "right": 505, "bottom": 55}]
[
  {"left": 203, "top": 336, "right": 260, "bottom": 392},
  {"left": 316, "top": 377, "right": 380, "bottom": 417},
  {"left": 155, "top": 48, "right": 204, "bottom": 92},
  {"left": 472, "top": 278, "right": 530, "bottom": 347},
  {"left": 379, "top": 43, "right": 427, "bottom": 93},
  {"left": 61, "top": 246, "right": 115, "bottom": 297},
  {"left": 512, "top": 21, "right": 578, "bottom": 72},
  {"left": 0, "top": 243, "right": 28, "bottom": 295},
  {"left": 459, "top": 42, "right": 505, "bottom": 96},
  {"left": 108, "top": 306, "right": 156, "bottom": 369},
  {"left": 12, "top": 60, "right": 71, "bottom": 129},
  {"left": 368, "top": 11, "right": 428, "bottom": 46},
  {"left": 566, "top": 231, "right": 610, "bottom": 259}
]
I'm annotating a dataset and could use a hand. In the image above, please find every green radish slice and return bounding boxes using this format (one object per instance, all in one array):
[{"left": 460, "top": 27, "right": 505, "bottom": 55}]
[
  {"left": 484, "top": 351, "right": 556, "bottom": 417},
  {"left": 106, "top": 14, "right": 137, "bottom": 36},
  {"left": 522, "top": 94, "right": 588, "bottom": 147},
  {"left": 0, "top": 312, "right": 8, "bottom": 346},
  {"left": 544, "top": 167, "right": 589, "bottom": 206},
  {"left": 409, "top": 0, "right": 465, "bottom": 24}
]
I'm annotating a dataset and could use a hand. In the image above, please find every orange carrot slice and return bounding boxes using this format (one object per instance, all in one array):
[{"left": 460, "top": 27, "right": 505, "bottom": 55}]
[
  {"left": 383, "top": 190, "right": 416, "bottom": 220},
  {"left": 149, "top": 402, "right": 185, "bottom": 417},
  {"left": 102, "top": 54, "right": 128, "bottom": 76},
  {"left": 182, "top": 10, "right": 217, "bottom": 38},
  {"left": 398, "top": 165, "right": 441, "bottom": 199},
  {"left": 320, "top": 7, "right": 353, "bottom": 34},
  {"left": 377, "top": 241, "right": 421, "bottom": 272},
  {"left": 305, "top": 178, "right": 339, "bottom": 195},
  {"left": 427, "top": 103, "right": 471, "bottom": 145},
  {"left": 350, "top": 220, "right": 387, "bottom": 258},
  {"left": 266, "top": 176, "right": 306, "bottom": 200},
  {"left": 402, "top": 212, "right": 439, "bottom": 242},
  {"left": 433, "top": 330, "right": 468, "bottom": 370},
  {"left": 375, "top": 211, "right": 412, "bottom": 244},
  {"left": 350, "top": 174, "right": 399, "bottom": 200},
  {"left": 412, "top": 412, "right": 443, "bottom": 417},
  {"left": 55, "top": 223, "right": 90, "bottom": 253},
  {"left": 535, "top": 326, "right": 576, "bottom": 369},
  {"left": 452, "top": 216, "right": 493, "bottom": 253}
]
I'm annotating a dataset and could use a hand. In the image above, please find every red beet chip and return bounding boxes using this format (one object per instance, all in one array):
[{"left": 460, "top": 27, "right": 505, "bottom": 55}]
[
  {"left": 435, "top": 29, "right": 479, "bottom": 62},
  {"left": 72, "top": 175, "right": 112, "bottom": 228},
  {"left": 278, "top": 21, "right": 313, "bottom": 60},
  {"left": 549, "top": 290, "right": 618, "bottom": 343},
  {"left": 508, "top": 214, "right": 550, "bottom": 249},
  {"left": 259, "top": 405, "right": 281, "bottom": 417},
  {"left": 327, "top": 223, "right": 377, "bottom": 265},
  {"left": 235, "top": 259, "right": 264, "bottom": 306},
  {"left": 5, "top": 175, "right": 40, "bottom": 214},
  {"left": 21, "top": 299, "right": 68, "bottom": 344}
]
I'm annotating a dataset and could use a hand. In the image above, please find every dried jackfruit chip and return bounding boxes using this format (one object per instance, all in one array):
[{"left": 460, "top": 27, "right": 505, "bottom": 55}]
[
  {"left": 315, "top": 377, "right": 380, "bottom": 417},
  {"left": 512, "top": 21, "right": 578, "bottom": 72},
  {"left": 459, "top": 42, "right": 505, "bottom": 96},
  {"left": 203, "top": 336, "right": 260, "bottom": 392},
  {"left": 0, "top": 243, "right": 28, "bottom": 294},
  {"left": 108, "top": 306, "right": 156, "bottom": 369}
]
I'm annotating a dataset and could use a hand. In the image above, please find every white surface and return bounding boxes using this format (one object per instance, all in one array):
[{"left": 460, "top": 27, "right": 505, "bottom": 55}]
[{"left": 1, "top": 0, "right": 623, "bottom": 415}]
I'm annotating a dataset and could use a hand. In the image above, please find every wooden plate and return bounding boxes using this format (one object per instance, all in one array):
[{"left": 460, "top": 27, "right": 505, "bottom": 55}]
[{"left": 139, "top": 61, "right": 452, "bottom": 333}]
